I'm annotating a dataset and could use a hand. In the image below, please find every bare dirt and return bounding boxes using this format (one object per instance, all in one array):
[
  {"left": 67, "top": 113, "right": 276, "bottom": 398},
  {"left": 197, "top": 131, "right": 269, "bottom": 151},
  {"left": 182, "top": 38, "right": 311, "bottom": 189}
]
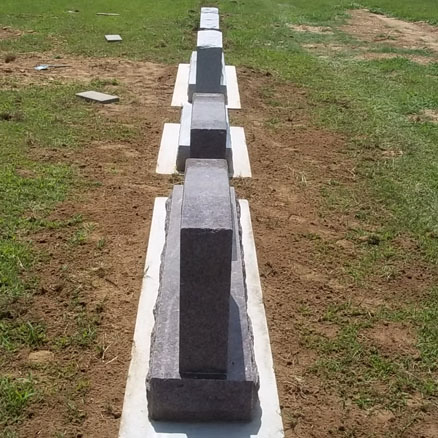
[
  {"left": 3, "top": 55, "right": 438, "bottom": 437},
  {"left": 0, "top": 26, "right": 23, "bottom": 39},
  {"left": 354, "top": 51, "right": 434, "bottom": 65},
  {"left": 409, "top": 109, "right": 438, "bottom": 124},
  {"left": 298, "top": 10, "right": 438, "bottom": 64},
  {"left": 342, "top": 9, "right": 438, "bottom": 53},
  {"left": 287, "top": 24, "right": 333, "bottom": 34}
]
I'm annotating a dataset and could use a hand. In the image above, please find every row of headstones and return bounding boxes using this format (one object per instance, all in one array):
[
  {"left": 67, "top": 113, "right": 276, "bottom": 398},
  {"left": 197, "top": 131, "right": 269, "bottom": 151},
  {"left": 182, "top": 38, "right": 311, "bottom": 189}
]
[
  {"left": 176, "top": 7, "right": 232, "bottom": 173},
  {"left": 146, "top": 8, "right": 259, "bottom": 422}
]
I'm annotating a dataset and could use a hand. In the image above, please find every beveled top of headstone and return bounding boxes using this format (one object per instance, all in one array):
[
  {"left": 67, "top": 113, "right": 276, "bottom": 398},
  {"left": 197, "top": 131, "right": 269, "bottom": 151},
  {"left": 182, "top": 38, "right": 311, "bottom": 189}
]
[
  {"left": 191, "top": 93, "right": 227, "bottom": 132},
  {"left": 197, "top": 30, "right": 222, "bottom": 49},
  {"left": 201, "top": 7, "right": 219, "bottom": 14},
  {"left": 182, "top": 159, "right": 231, "bottom": 230},
  {"left": 200, "top": 12, "right": 220, "bottom": 30}
]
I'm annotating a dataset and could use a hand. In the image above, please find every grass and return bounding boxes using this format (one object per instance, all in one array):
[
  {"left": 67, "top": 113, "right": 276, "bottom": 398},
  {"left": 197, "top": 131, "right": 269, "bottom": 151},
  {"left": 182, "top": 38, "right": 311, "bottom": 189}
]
[
  {"left": 305, "top": 292, "right": 438, "bottom": 410},
  {"left": 0, "top": 376, "right": 36, "bottom": 426},
  {"left": 1, "top": 0, "right": 438, "bottom": 432}
]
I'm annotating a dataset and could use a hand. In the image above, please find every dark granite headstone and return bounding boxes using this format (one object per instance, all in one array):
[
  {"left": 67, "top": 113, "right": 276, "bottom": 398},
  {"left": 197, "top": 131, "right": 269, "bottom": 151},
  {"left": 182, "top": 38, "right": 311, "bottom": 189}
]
[
  {"left": 196, "top": 30, "right": 223, "bottom": 94},
  {"left": 190, "top": 93, "right": 227, "bottom": 159},
  {"left": 176, "top": 94, "right": 233, "bottom": 173},
  {"left": 146, "top": 159, "right": 259, "bottom": 421},
  {"left": 179, "top": 159, "right": 233, "bottom": 378}
]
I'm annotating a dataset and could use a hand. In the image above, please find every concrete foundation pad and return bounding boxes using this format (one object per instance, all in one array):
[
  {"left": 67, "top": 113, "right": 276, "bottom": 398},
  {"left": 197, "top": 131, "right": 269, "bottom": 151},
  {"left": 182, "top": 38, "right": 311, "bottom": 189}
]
[
  {"left": 171, "top": 63, "right": 241, "bottom": 109},
  {"left": 157, "top": 123, "right": 251, "bottom": 177},
  {"left": 118, "top": 198, "right": 284, "bottom": 438},
  {"left": 76, "top": 91, "right": 119, "bottom": 104}
]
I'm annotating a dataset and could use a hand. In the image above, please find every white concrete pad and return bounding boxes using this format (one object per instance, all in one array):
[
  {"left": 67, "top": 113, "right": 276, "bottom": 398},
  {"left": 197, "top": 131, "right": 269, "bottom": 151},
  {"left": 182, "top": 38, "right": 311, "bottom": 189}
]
[
  {"left": 156, "top": 123, "right": 251, "bottom": 177},
  {"left": 105, "top": 34, "right": 122, "bottom": 42},
  {"left": 171, "top": 63, "right": 241, "bottom": 110},
  {"left": 156, "top": 123, "right": 180, "bottom": 175},
  {"left": 118, "top": 198, "right": 284, "bottom": 438},
  {"left": 230, "top": 126, "right": 251, "bottom": 178},
  {"left": 76, "top": 91, "right": 119, "bottom": 104}
]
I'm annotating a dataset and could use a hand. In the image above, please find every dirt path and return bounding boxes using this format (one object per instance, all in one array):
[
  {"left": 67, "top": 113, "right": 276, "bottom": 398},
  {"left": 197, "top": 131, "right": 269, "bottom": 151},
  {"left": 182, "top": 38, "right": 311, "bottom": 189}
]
[
  {"left": 4, "top": 55, "right": 437, "bottom": 437},
  {"left": 342, "top": 9, "right": 438, "bottom": 52}
]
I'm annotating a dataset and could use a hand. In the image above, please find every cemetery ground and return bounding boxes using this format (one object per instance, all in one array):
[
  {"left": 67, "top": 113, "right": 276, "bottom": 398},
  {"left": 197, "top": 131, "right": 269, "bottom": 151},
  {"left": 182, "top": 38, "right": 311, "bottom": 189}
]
[{"left": 1, "top": 0, "right": 438, "bottom": 437}]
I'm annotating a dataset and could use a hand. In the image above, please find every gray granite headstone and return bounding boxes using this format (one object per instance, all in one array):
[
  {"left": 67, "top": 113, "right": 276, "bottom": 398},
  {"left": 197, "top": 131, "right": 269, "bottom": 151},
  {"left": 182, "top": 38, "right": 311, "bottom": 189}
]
[
  {"left": 175, "top": 96, "right": 233, "bottom": 173},
  {"left": 190, "top": 93, "right": 227, "bottom": 159},
  {"left": 196, "top": 30, "right": 223, "bottom": 95},
  {"left": 146, "top": 159, "right": 259, "bottom": 421},
  {"left": 175, "top": 103, "right": 191, "bottom": 172},
  {"left": 179, "top": 160, "right": 233, "bottom": 378},
  {"left": 188, "top": 51, "right": 227, "bottom": 103}
]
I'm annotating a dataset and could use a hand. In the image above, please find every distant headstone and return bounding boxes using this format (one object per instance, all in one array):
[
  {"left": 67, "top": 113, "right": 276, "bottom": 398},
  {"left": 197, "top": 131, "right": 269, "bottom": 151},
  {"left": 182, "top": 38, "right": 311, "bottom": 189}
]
[
  {"left": 200, "top": 7, "right": 219, "bottom": 14},
  {"left": 200, "top": 11, "right": 220, "bottom": 30},
  {"left": 188, "top": 50, "right": 227, "bottom": 103},
  {"left": 196, "top": 30, "right": 223, "bottom": 94},
  {"left": 175, "top": 94, "right": 233, "bottom": 173}
]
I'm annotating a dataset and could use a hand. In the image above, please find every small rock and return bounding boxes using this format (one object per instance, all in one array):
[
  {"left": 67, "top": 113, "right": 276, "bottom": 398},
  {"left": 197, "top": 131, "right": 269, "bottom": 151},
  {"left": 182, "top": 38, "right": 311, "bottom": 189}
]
[
  {"left": 28, "top": 350, "right": 54, "bottom": 364},
  {"left": 53, "top": 283, "right": 64, "bottom": 292}
]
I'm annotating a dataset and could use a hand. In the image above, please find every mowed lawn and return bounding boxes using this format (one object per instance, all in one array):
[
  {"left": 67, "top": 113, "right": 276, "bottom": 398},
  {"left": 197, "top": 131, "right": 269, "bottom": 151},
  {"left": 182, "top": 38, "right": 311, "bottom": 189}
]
[{"left": 1, "top": 0, "right": 438, "bottom": 437}]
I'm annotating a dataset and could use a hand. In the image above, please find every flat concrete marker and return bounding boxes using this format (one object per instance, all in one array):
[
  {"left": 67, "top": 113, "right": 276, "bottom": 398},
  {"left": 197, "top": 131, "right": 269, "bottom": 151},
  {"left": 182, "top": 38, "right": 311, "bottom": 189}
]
[
  {"left": 76, "top": 91, "right": 119, "bottom": 104},
  {"left": 105, "top": 34, "right": 122, "bottom": 42}
]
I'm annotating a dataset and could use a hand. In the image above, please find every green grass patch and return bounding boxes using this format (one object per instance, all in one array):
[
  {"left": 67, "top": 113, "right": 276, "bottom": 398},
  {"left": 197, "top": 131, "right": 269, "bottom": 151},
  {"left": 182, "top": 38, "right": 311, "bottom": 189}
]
[
  {"left": 307, "top": 296, "right": 438, "bottom": 409},
  {"left": 0, "top": 321, "right": 46, "bottom": 352},
  {"left": 0, "top": 376, "right": 36, "bottom": 426}
]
